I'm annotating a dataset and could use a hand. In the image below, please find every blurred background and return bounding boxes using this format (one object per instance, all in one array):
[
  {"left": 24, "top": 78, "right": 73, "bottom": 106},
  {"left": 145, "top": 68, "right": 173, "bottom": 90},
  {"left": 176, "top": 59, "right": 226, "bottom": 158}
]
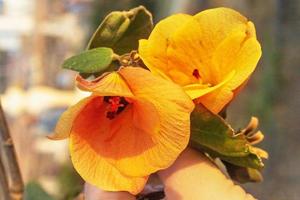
[{"left": 0, "top": 0, "right": 299, "bottom": 199}]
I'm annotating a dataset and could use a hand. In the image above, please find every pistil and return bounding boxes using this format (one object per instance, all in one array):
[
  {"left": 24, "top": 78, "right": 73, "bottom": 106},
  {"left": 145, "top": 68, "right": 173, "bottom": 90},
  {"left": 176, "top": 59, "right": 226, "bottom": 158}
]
[{"left": 104, "top": 96, "right": 129, "bottom": 120}]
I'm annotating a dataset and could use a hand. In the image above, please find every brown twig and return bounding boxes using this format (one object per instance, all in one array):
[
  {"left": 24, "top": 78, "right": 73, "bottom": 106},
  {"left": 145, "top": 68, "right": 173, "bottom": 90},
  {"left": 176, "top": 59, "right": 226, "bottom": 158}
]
[
  {"left": 0, "top": 100, "right": 24, "bottom": 200},
  {"left": 0, "top": 159, "right": 10, "bottom": 200}
]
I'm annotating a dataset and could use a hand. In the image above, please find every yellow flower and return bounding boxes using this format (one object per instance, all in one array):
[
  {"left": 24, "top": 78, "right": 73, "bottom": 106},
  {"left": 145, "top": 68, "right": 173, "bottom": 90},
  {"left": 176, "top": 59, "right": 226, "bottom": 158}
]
[
  {"left": 49, "top": 67, "right": 194, "bottom": 194},
  {"left": 139, "top": 7, "right": 262, "bottom": 113}
]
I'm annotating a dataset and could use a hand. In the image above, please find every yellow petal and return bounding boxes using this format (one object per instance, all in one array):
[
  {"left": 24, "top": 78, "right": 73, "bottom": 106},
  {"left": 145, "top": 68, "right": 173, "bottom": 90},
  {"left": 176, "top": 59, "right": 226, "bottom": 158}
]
[
  {"left": 138, "top": 14, "right": 192, "bottom": 81},
  {"left": 196, "top": 85, "right": 234, "bottom": 114},
  {"left": 140, "top": 7, "right": 252, "bottom": 87},
  {"left": 139, "top": 7, "right": 261, "bottom": 114},
  {"left": 166, "top": 7, "right": 251, "bottom": 85},
  {"left": 197, "top": 35, "right": 261, "bottom": 113},
  {"left": 183, "top": 70, "right": 235, "bottom": 100},
  {"left": 192, "top": 7, "right": 248, "bottom": 50},
  {"left": 212, "top": 31, "right": 261, "bottom": 88},
  {"left": 48, "top": 96, "right": 94, "bottom": 140},
  {"left": 225, "top": 37, "right": 261, "bottom": 90}
]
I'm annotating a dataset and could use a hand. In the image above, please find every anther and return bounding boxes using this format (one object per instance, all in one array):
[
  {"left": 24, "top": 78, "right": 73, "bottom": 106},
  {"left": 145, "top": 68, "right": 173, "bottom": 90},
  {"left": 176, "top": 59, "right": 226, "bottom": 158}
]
[
  {"left": 192, "top": 69, "right": 201, "bottom": 79},
  {"left": 104, "top": 96, "right": 129, "bottom": 120}
]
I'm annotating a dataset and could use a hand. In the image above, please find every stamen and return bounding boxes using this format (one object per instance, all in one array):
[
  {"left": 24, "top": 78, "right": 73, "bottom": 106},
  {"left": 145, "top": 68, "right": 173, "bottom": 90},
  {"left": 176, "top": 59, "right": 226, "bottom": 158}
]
[
  {"left": 104, "top": 96, "right": 129, "bottom": 120},
  {"left": 192, "top": 69, "right": 201, "bottom": 79}
]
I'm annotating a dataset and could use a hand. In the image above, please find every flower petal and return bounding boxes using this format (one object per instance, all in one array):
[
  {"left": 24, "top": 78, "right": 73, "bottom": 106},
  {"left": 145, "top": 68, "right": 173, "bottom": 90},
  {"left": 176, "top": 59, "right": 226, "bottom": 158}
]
[
  {"left": 212, "top": 30, "right": 261, "bottom": 87},
  {"left": 70, "top": 132, "right": 148, "bottom": 195},
  {"left": 225, "top": 37, "right": 261, "bottom": 90},
  {"left": 69, "top": 68, "right": 193, "bottom": 191},
  {"left": 192, "top": 7, "right": 248, "bottom": 51},
  {"left": 117, "top": 67, "right": 195, "bottom": 176},
  {"left": 48, "top": 96, "right": 94, "bottom": 140},
  {"left": 138, "top": 14, "right": 192, "bottom": 80},
  {"left": 196, "top": 85, "right": 234, "bottom": 114},
  {"left": 69, "top": 96, "right": 151, "bottom": 194},
  {"left": 166, "top": 7, "right": 250, "bottom": 85},
  {"left": 197, "top": 32, "right": 261, "bottom": 113},
  {"left": 140, "top": 7, "right": 251, "bottom": 87},
  {"left": 76, "top": 72, "right": 134, "bottom": 97},
  {"left": 183, "top": 70, "right": 235, "bottom": 100}
]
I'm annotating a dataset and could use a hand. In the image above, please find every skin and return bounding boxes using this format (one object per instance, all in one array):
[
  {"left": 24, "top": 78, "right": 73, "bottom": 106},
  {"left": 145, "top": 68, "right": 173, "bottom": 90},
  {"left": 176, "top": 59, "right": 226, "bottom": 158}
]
[{"left": 84, "top": 148, "right": 256, "bottom": 200}]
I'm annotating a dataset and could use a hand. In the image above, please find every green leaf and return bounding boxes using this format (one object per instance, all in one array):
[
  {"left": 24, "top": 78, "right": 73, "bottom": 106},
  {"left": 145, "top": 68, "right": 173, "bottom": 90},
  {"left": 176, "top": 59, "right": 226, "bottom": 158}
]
[
  {"left": 224, "top": 162, "right": 263, "bottom": 183},
  {"left": 87, "top": 6, "right": 153, "bottom": 54},
  {"left": 190, "top": 104, "right": 248, "bottom": 157},
  {"left": 62, "top": 47, "right": 114, "bottom": 73},
  {"left": 191, "top": 142, "right": 264, "bottom": 169},
  {"left": 190, "top": 104, "right": 266, "bottom": 169},
  {"left": 217, "top": 148, "right": 264, "bottom": 169}
]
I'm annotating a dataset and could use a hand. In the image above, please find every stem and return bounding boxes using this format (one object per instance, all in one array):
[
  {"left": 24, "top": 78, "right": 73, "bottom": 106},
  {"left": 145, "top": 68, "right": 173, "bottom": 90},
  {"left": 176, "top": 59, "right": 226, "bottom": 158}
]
[
  {"left": 0, "top": 159, "right": 10, "bottom": 200},
  {"left": 0, "top": 100, "right": 24, "bottom": 200}
]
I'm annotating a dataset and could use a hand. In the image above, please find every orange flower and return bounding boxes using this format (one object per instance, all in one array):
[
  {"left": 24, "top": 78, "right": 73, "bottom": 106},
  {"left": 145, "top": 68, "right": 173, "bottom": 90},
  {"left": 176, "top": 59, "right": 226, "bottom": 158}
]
[
  {"left": 139, "top": 7, "right": 262, "bottom": 113},
  {"left": 49, "top": 67, "right": 194, "bottom": 194}
]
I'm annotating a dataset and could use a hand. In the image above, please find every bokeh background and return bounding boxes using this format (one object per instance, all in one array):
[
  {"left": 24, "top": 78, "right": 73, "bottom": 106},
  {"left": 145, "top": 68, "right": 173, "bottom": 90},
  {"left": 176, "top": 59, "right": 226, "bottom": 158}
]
[{"left": 0, "top": 0, "right": 299, "bottom": 199}]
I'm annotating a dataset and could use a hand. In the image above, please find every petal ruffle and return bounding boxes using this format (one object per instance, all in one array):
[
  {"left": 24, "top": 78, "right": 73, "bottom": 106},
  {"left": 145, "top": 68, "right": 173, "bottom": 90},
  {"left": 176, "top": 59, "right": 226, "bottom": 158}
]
[
  {"left": 49, "top": 96, "right": 94, "bottom": 140},
  {"left": 76, "top": 72, "right": 134, "bottom": 97}
]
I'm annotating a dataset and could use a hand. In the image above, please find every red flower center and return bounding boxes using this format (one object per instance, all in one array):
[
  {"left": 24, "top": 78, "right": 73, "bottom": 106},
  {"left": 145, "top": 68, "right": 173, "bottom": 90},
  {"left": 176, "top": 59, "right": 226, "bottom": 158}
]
[
  {"left": 192, "top": 69, "right": 201, "bottom": 79},
  {"left": 104, "top": 96, "right": 129, "bottom": 120}
]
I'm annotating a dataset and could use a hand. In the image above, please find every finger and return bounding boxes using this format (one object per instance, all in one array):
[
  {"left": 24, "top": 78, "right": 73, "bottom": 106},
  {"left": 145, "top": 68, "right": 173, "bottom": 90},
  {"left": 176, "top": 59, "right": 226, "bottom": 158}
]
[
  {"left": 158, "top": 148, "right": 256, "bottom": 200},
  {"left": 84, "top": 183, "right": 136, "bottom": 200}
]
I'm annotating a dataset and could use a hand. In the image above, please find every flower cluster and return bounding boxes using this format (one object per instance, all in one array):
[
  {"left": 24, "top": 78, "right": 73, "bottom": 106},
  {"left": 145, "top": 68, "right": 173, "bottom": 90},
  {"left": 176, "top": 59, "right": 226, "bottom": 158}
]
[{"left": 50, "top": 7, "right": 262, "bottom": 194}]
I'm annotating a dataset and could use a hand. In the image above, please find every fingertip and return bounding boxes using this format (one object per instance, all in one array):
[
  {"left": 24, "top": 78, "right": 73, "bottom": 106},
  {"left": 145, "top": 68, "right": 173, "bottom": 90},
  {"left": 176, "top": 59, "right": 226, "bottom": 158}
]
[{"left": 84, "top": 183, "right": 136, "bottom": 200}]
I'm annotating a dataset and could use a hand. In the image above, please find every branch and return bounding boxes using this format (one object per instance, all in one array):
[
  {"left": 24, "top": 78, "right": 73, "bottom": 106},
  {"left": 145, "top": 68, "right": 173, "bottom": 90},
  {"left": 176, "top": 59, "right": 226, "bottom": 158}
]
[
  {"left": 0, "top": 159, "right": 10, "bottom": 200},
  {"left": 0, "top": 100, "right": 24, "bottom": 200}
]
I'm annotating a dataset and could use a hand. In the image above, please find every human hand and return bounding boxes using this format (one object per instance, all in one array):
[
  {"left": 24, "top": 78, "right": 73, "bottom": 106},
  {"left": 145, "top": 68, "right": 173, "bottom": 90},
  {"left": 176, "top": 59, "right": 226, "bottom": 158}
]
[{"left": 84, "top": 148, "right": 256, "bottom": 200}]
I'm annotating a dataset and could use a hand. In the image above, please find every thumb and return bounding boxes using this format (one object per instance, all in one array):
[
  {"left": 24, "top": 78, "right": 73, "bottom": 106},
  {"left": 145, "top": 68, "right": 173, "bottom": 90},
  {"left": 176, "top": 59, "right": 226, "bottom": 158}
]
[{"left": 158, "top": 148, "right": 257, "bottom": 200}]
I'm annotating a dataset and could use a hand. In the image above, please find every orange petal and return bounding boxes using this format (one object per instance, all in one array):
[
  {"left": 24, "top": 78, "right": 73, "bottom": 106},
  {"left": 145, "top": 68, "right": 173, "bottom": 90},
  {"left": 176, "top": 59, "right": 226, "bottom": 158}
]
[
  {"left": 70, "top": 67, "right": 194, "bottom": 182},
  {"left": 70, "top": 132, "right": 148, "bottom": 195},
  {"left": 70, "top": 95, "right": 159, "bottom": 174},
  {"left": 48, "top": 96, "right": 94, "bottom": 140},
  {"left": 69, "top": 96, "right": 150, "bottom": 194},
  {"left": 116, "top": 67, "right": 195, "bottom": 176},
  {"left": 76, "top": 72, "right": 133, "bottom": 97}
]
